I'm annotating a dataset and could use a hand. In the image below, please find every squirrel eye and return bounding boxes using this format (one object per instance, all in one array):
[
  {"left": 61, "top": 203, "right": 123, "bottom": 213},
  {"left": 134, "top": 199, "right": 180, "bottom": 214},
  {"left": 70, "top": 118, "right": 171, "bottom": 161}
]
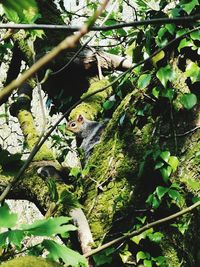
[{"left": 70, "top": 122, "right": 76, "bottom": 128}]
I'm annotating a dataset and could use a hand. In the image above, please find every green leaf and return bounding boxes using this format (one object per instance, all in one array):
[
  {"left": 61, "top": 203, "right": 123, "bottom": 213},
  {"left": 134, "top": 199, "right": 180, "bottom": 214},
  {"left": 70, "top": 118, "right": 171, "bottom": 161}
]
[
  {"left": 103, "top": 100, "right": 115, "bottom": 110},
  {"left": 144, "top": 259, "right": 152, "bottom": 267},
  {"left": 136, "top": 251, "right": 150, "bottom": 262},
  {"left": 181, "top": 0, "right": 199, "bottom": 14},
  {"left": 152, "top": 87, "right": 160, "bottom": 98},
  {"left": 185, "top": 62, "right": 200, "bottom": 83},
  {"left": 168, "top": 156, "right": 179, "bottom": 172},
  {"left": 168, "top": 189, "right": 181, "bottom": 201},
  {"left": 148, "top": 231, "right": 164, "bottom": 243},
  {"left": 152, "top": 195, "right": 161, "bottom": 209},
  {"left": 178, "top": 38, "right": 194, "bottom": 52},
  {"left": 190, "top": 31, "right": 200, "bottom": 41},
  {"left": 165, "top": 24, "right": 175, "bottom": 35},
  {"left": 156, "top": 186, "right": 168, "bottom": 200},
  {"left": 42, "top": 240, "right": 88, "bottom": 267},
  {"left": 154, "top": 161, "right": 164, "bottom": 170},
  {"left": 0, "top": 230, "right": 24, "bottom": 247},
  {"left": 93, "top": 247, "right": 115, "bottom": 266},
  {"left": 151, "top": 51, "right": 165, "bottom": 67},
  {"left": 159, "top": 151, "right": 170, "bottom": 163},
  {"left": 131, "top": 229, "right": 153, "bottom": 245},
  {"left": 0, "top": 203, "right": 18, "bottom": 228},
  {"left": 119, "top": 250, "right": 132, "bottom": 263},
  {"left": 160, "top": 166, "right": 172, "bottom": 183},
  {"left": 137, "top": 74, "right": 151, "bottom": 89},
  {"left": 69, "top": 167, "right": 82, "bottom": 178},
  {"left": 180, "top": 93, "right": 197, "bottom": 110},
  {"left": 7, "top": 230, "right": 25, "bottom": 247},
  {"left": 21, "top": 217, "right": 76, "bottom": 236},
  {"left": 0, "top": 0, "right": 39, "bottom": 23},
  {"left": 156, "top": 65, "right": 176, "bottom": 88},
  {"left": 153, "top": 256, "right": 166, "bottom": 266},
  {"left": 0, "top": 232, "right": 7, "bottom": 246},
  {"left": 161, "top": 88, "right": 175, "bottom": 101}
]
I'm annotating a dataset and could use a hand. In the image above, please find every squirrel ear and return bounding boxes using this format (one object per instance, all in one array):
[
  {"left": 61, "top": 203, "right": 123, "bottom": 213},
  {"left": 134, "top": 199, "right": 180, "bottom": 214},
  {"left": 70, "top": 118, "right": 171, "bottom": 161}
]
[{"left": 77, "top": 114, "right": 84, "bottom": 122}]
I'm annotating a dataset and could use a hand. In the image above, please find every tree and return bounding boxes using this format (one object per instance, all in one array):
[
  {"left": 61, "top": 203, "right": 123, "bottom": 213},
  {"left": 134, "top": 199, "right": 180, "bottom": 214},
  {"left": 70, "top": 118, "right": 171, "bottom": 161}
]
[{"left": 0, "top": 0, "right": 200, "bottom": 266}]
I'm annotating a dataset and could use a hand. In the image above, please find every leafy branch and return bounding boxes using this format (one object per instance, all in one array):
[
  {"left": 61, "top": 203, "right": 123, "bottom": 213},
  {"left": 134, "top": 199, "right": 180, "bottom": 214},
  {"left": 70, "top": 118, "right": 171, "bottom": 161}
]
[{"left": 84, "top": 200, "right": 200, "bottom": 258}]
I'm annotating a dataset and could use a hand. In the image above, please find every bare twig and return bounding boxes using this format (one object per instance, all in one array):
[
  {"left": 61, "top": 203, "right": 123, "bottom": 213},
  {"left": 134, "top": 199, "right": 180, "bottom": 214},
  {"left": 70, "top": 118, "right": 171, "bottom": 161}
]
[
  {"left": 84, "top": 200, "right": 200, "bottom": 258},
  {"left": 0, "top": 14, "right": 199, "bottom": 31},
  {"left": 52, "top": 0, "right": 117, "bottom": 75}
]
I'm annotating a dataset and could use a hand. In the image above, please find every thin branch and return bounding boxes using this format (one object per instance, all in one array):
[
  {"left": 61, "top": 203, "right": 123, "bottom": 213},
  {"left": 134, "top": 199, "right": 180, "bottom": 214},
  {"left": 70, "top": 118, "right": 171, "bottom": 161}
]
[
  {"left": 52, "top": 0, "right": 117, "bottom": 75},
  {"left": 0, "top": 25, "right": 199, "bottom": 203},
  {"left": 0, "top": 14, "right": 199, "bottom": 31},
  {"left": 84, "top": 200, "right": 200, "bottom": 258}
]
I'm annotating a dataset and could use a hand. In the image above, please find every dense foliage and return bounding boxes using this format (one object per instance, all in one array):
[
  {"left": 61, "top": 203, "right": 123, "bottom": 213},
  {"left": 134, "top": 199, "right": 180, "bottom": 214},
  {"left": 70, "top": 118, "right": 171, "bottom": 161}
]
[{"left": 0, "top": 0, "right": 199, "bottom": 266}]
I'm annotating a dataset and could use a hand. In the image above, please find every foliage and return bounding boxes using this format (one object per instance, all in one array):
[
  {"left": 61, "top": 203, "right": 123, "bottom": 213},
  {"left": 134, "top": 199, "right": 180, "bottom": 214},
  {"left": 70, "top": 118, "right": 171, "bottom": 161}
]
[
  {"left": 0, "top": 0, "right": 199, "bottom": 266},
  {"left": 0, "top": 203, "right": 87, "bottom": 266}
]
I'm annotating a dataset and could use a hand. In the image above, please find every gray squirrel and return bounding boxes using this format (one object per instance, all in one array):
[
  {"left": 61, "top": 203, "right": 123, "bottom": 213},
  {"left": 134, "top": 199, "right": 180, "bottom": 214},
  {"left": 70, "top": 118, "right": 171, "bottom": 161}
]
[{"left": 66, "top": 114, "right": 106, "bottom": 159}]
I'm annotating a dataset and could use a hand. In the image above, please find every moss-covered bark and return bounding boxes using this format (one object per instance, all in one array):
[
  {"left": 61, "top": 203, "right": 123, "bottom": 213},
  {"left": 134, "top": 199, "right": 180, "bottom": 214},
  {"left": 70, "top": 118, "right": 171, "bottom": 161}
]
[{"left": 1, "top": 256, "right": 62, "bottom": 267}]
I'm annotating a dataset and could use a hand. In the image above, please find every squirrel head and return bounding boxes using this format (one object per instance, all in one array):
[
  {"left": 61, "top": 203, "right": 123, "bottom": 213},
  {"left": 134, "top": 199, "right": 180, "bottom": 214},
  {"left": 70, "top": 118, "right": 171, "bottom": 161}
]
[{"left": 67, "top": 114, "right": 85, "bottom": 133}]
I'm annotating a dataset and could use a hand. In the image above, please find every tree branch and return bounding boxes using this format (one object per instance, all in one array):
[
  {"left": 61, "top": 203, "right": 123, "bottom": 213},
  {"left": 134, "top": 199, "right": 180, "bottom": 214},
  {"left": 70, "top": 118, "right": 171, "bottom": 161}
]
[
  {"left": 0, "top": 14, "right": 199, "bottom": 31},
  {"left": 84, "top": 200, "right": 200, "bottom": 258}
]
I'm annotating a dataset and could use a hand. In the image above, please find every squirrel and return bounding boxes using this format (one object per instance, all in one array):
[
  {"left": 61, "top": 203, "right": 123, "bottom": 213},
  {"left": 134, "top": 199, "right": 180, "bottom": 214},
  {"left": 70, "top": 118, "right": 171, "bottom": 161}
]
[{"left": 66, "top": 114, "right": 106, "bottom": 159}]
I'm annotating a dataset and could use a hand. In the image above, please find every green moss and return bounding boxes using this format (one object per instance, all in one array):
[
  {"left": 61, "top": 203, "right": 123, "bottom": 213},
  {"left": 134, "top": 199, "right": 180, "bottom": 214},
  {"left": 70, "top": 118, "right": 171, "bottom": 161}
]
[
  {"left": 82, "top": 92, "right": 152, "bottom": 240},
  {"left": 17, "top": 110, "right": 53, "bottom": 161},
  {"left": 69, "top": 79, "right": 112, "bottom": 120},
  {"left": 161, "top": 242, "right": 180, "bottom": 267},
  {"left": 0, "top": 256, "right": 62, "bottom": 267},
  {"left": 13, "top": 31, "right": 33, "bottom": 64}
]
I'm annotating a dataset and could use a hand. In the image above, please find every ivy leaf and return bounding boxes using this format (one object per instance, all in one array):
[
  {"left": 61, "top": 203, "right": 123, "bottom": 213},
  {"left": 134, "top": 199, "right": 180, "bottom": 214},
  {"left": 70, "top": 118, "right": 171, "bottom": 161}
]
[
  {"left": 185, "top": 62, "right": 200, "bottom": 83},
  {"left": 159, "top": 151, "right": 170, "bottom": 163},
  {"left": 131, "top": 229, "right": 153, "bottom": 245},
  {"left": 93, "top": 247, "right": 115, "bottom": 266},
  {"left": 168, "top": 189, "right": 181, "bottom": 202},
  {"left": 120, "top": 250, "right": 132, "bottom": 263},
  {"left": 160, "top": 166, "right": 172, "bottom": 183},
  {"left": 180, "top": 93, "right": 197, "bottom": 110},
  {"left": 151, "top": 51, "right": 165, "bottom": 67},
  {"left": 146, "top": 194, "right": 161, "bottom": 209},
  {"left": 103, "top": 100, "right": 115, "bottom": 110},
  {"left": 148, "top": 231, "right": 164, "bottom": 243},
  {"left": 190, "top": 31, "right": 200, "bottom": 41},
  {"left": 0, "top": 203, "right": 18, "bottom": 228},
  {"left": 154, "top": 161, "right": 164, "bottom": 170},
  {"left": 156, "top": 65, "right": 176, "bottom": 87},
  {"left": 21, "top": 217, "right": 76, "bottom": 236},
  {"left": 144, "top": 259, "right": 152, "bottom": 267},
  {"left": 165, "top": 24, "right": 175, "bottom": 35},
  {"left": 137, "top": 74, "right": 151, "bottom": 89},
  {"left": 136, "top": 251, "right": 150, "bottom": 262},
  {"left": 178, "top": 38, "right": 193, "bottom": 52},
  {"left": 181, "top": 0, "right": 199, "bottom": 14},
  {"left": 42, "top": 240, "right": 88, "bottom": 267},
  {"left": 156, "top": 186, "right": 168, "bottom": 200},
  {"left": 168, "top": 156, "right": 179, "bottom": 172},
  {"left": 152, "top": 87, "right": 160, "bottom": 98}
]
